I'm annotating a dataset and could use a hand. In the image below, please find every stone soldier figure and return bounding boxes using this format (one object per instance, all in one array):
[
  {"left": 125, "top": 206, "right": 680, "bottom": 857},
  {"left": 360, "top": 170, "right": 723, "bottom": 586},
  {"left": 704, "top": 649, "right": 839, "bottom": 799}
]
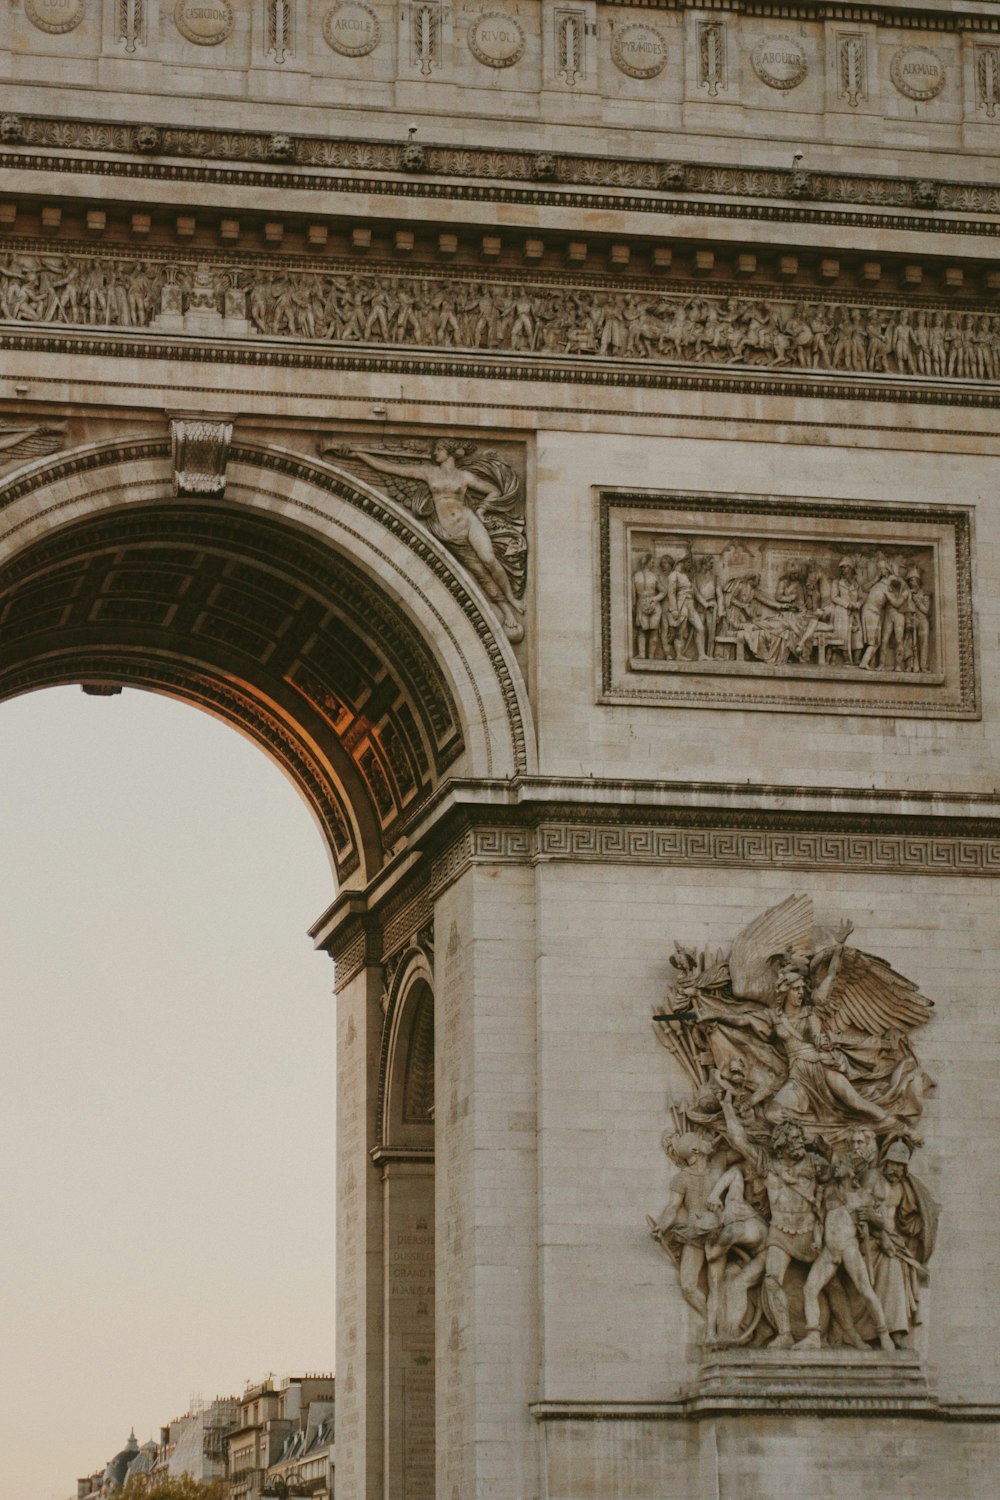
[{"left": 720, "top": 1097, "right": 823, "bottom": 1349}]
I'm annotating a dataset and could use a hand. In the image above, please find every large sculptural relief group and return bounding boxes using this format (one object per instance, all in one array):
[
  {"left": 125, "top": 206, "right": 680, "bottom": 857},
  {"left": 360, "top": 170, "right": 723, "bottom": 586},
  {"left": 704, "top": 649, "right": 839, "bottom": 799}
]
[
  {"left": 1, "top": 250, "right": 998, "bottom": 383},
  {"left": 648, "top": 896, "right": 938, "bottom": 1354},
  {"left": 632, "top": 543, "right": 933, "bottom": 675}
]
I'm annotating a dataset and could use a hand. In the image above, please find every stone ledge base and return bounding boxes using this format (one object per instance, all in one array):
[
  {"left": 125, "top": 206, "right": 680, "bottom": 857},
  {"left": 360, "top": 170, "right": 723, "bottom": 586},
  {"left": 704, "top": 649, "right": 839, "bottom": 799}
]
[{"left": 686, "top": 1347, "right": 935, "bottom": 1416}]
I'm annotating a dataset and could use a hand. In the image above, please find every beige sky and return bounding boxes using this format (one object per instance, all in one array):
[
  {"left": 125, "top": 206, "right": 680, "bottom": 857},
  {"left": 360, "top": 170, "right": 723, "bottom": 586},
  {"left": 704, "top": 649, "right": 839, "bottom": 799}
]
[{"left": 0, "top": 687, "right": 338, "bottom": 1500}]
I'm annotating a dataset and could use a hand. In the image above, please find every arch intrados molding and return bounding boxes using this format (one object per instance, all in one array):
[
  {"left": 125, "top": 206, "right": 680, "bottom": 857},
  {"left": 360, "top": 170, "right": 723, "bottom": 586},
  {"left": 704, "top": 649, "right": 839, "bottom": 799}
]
[
  {"left": 0, "top": 437, "right": 535, "bottom": 782},
  {"left": 1, "top": 491, "right": 465, "bottom": 785},
  {"left": 0, "top": 646, "right": 371, "bottom": 881}
]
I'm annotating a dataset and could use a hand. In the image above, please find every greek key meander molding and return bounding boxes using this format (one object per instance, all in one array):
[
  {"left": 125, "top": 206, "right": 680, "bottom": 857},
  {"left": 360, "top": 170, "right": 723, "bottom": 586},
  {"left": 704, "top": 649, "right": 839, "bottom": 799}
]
[
  {"left": 5, "top": 118, "right": 1000, "bottom": 225},
  {"left": 3, "top": 241, "right": 1000, "bottom": 406},
  {"left": 327, "top": 815, "right": 1000, "bottom": 988}
]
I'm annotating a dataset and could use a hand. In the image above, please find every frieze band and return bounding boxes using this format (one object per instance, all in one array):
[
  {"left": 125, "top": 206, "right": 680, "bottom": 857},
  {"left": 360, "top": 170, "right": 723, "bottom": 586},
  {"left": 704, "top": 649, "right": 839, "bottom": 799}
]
[
  {"left": 324, "top": 815, "right": 1000, "bottom": 990},
  {"left": 3, "top": 243, "right": 1000, "bottom": 391},
  {"left": 5, "top": 113, "right": 1000, "bottom": 228}
]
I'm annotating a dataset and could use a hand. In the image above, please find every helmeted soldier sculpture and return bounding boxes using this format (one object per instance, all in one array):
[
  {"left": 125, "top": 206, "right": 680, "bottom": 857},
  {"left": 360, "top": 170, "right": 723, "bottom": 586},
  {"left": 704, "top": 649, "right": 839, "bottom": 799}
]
[{"left": 647, "top": 894, "right": 938, "bottom": 1352}]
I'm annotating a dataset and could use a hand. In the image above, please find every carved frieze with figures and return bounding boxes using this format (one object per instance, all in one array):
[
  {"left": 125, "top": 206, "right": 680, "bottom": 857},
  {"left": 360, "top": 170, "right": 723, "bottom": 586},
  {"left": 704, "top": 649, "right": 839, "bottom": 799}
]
[
  {"left": 648, "top": 894, "right": 938, "bottom": 1356},
  {"left": 2, "top": 243, "right": 1000, "bottom": 393},
  {"left": 599, "top": 490, "right": 977, "bottom": 718}
]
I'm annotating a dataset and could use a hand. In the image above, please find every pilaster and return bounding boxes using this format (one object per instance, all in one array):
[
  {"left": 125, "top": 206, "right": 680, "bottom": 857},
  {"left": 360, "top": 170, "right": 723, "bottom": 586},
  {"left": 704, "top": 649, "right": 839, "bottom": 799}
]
[{"left": 434, "top": 860, "right": 541, "bottom": 1500}]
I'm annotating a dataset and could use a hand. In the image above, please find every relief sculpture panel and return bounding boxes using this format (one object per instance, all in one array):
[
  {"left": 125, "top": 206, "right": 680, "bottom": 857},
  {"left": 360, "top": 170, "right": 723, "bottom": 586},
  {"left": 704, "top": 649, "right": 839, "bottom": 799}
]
[
  {"left": 599, "top": 490, "right": 976, "bottom": 717},
  {"left": 647, "top": 895, "right": 938, "bottom": 1356},
  {"left": 318, "top": 434, "right": 528, "bottom": 643},
  {"left": 3, "top": 243, "right": 1000, "bottom": 389}
]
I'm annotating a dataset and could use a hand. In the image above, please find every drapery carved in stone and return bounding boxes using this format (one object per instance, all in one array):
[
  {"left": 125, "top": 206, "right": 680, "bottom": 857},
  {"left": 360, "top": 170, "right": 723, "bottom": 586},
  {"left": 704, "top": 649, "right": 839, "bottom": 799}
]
[
  {"left": 629, "top": 531, "right": 937, "bottom": 678},
  {"left": 648, "top": 895, "right": 938, "bottom": 1355},
  {"left": 319, "top": 437, "right": 527, "bottom": 643},
  {"left": 3, "top": 245, "right": 1000, "bottom": 386}
]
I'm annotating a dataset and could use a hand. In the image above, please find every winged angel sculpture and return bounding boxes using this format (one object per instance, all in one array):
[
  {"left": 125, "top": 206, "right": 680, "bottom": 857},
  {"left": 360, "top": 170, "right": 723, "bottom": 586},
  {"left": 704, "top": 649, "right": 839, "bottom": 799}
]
[
  {"left": 0, "top": 420, "right": 65, "bottom": 475},
  {"left": 648, "top": 894, "right": 938, "bottom": 1353},
  {"left": 317, "top": 437, "right": 527, "bottom": 642}
]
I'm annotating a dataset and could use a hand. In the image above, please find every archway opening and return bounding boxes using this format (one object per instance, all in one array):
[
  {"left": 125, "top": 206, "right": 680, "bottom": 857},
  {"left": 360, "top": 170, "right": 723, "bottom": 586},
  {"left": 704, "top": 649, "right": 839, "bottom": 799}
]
[
  {"left": 0, "top": 497, "right": 469, "bottom": 886},
  {"left": 0, "top": 685, "right": 337, "bottom": 1500},
  {"left": 0, "top": 439, "right": 531, "bottom": 1500}
]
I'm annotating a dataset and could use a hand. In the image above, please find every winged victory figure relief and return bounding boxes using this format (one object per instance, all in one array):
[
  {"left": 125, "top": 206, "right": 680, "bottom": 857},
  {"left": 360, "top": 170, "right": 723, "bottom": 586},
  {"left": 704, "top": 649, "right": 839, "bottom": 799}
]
[
  {"left": 647, "top": 894, "right": 938, "bottom": 1354},
  {"left": 0, "top": 421, "right": 65, "bottom": 475},
  {"left": 318, "top": 437, "right": 527, "bottom": 642}
]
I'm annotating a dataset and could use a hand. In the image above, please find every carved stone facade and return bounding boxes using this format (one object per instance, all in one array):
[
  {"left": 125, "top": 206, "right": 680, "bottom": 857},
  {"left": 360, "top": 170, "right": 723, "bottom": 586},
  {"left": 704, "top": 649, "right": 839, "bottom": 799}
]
[
  {"left": 4, "top": 244, "right": 1000, "bottom": 406},
  {"left": 4, "top": 4, "right": 1000, "bottom": 1498},
  {"left": 602, "top": 491, "right": 976, "bottom": 716},
  {"left": 650, "top": 895, "right": 937, "bottom": 1357}
]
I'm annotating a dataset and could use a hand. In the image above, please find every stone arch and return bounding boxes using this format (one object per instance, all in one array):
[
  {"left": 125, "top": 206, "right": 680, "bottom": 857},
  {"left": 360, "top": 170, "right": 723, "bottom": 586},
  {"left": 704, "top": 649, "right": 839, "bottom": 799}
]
[
  {"left": 0, "top": 437, "right": 535, "bottom": 885},
  {"left": 375, "top": 943, "right": 436, "bottom": 1496},
  {"left": 379, "top": 942, "right": 436, "bottom": 1154}
]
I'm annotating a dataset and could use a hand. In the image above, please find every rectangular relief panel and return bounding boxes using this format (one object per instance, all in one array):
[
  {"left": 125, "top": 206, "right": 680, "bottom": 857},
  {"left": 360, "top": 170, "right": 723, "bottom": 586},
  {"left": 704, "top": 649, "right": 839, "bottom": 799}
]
[{"left": 598, "top": 489, "right": 977, "bottom": 718}]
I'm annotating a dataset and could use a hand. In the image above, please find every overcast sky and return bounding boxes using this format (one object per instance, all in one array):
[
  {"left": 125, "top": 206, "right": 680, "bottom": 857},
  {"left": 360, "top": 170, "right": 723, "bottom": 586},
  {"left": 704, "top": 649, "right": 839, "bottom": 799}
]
[{"left": 0, "top": 687, "right": 339, "bottom": 1500}]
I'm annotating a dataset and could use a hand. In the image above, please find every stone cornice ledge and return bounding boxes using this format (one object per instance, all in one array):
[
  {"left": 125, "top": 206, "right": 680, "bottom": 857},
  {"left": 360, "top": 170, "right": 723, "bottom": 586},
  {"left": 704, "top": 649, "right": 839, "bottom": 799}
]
[
  {"left": 4, "top": 120, "right": 1000, "bottom": 231},
  {"left": 311, "top": 776, "right": 1000, "bottom": 980},
  {"left": 530, "top": 1399, "right": 1000, "bottom": 1422},
  {"left": 404, "top": 776, "right": 1000, "bottom": 829}
]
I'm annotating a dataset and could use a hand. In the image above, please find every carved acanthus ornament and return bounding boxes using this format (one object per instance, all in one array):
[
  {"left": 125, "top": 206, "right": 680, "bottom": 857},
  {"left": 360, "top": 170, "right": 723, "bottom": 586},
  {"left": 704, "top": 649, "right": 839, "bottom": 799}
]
[
  {"left": 7, "top": 110, "right": 1000, "bottom": 223},
  {"left": 648, "top": 896, "right": 938, "bottom": 1355}
]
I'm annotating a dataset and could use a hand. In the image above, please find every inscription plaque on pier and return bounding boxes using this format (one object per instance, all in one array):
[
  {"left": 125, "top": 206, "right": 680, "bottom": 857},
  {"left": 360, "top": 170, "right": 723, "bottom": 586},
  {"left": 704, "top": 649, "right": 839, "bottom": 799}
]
[
  {"left": 890, "top": 46, "right": 946, "bottom": 100},
  {"left": 611, "top": 22, "right": 668, "bottom": 80},
  {"left": 751, "top": 34, "right": 808, "bottom": 89},
  {"left": 25, "top": 0, "right": 86, "bottom": 32}
]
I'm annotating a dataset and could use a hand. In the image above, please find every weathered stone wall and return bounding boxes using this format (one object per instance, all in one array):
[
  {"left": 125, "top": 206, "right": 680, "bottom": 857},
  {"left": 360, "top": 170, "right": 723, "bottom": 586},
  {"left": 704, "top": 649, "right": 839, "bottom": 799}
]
[
  {"left": 5, "top": 0, "right": 1000, "bottom": 174},
  {"left": 534, "top": 863, "right": 1000, "bottom": 1402},
  {"left": 3, "top": 3, "right": 1000, "bottom": 1493},
  {"left": 532, "top": 426, "right": 1000, "bottom": 790}
]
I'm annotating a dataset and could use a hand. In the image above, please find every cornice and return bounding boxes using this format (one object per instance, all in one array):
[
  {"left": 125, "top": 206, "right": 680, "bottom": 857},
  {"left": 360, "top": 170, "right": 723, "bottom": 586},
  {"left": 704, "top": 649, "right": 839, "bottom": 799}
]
[
  {"left": 4, "top": 119, "right": 1000, "bottom": 235},
  {"left": 530, "top": 1397, "right": 1000, "bottom": 1422},
  {"left": 3, "top": 332, "right": 999, "bottom": 412},
  {"left": 601, "top": 0, "right": 1000, "bottom": 23},
  {"left": 316, "top": 779, "right": 1000, "bottom": 985}
]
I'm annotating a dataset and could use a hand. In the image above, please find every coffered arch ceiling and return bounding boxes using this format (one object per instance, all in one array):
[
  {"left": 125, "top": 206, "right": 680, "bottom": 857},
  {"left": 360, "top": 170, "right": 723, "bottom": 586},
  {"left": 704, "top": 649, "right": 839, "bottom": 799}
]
[{"left": 0, "top": 441, "right": 533, "bottom": 885}]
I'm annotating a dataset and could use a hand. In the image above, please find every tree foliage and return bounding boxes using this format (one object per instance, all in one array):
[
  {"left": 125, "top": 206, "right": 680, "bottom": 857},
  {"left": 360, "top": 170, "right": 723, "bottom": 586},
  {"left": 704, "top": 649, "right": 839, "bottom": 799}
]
[{"left": 120, "top": 1477, "right": 229, "bottom": 1500}]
